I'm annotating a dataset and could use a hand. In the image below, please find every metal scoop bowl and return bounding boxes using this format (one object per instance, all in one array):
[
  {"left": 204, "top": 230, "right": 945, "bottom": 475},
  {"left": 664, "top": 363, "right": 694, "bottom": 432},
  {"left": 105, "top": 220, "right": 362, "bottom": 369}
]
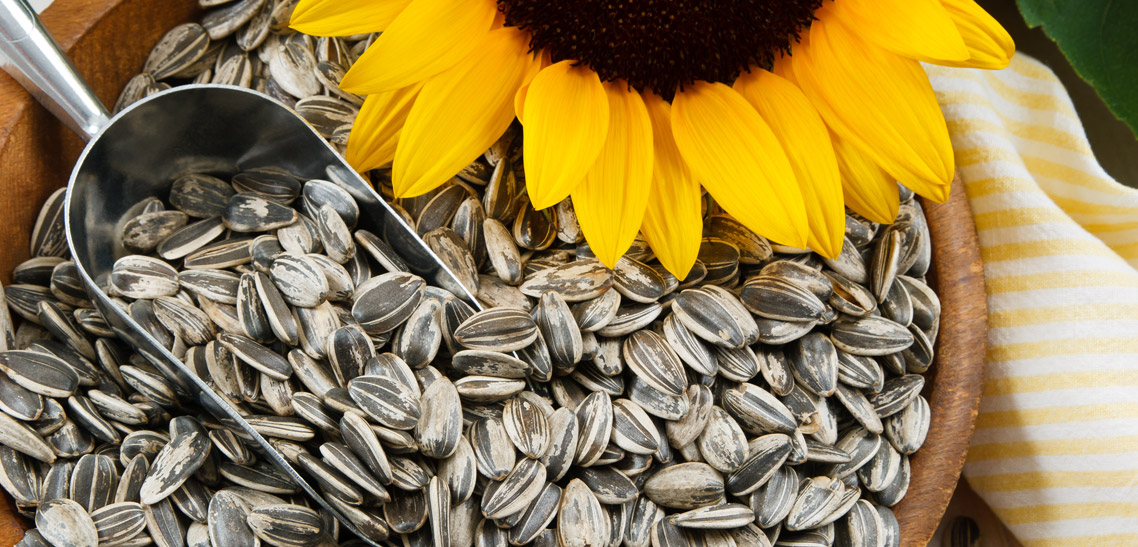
[{"left": 1, "top": 0, "right": 475, "bottom": 541}]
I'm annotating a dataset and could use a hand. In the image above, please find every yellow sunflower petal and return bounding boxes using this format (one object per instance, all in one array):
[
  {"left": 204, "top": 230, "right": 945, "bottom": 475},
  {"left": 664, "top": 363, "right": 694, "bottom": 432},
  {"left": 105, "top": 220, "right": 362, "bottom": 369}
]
[
  {"left": 734, "top": 69, "right": 844, "bottom": 259},
  {"left": 513, "top": 50, "right": 549, "bottom": 124},
  {"left": 671, "top": 81, "right": 807, "bottom": 249},
  {"left": 393, "top": 28, "right": 533, "bottom": 198},
  {"left": 793, "top": 17, "right": 953, "bottom": 203},
  {"left": 339, "top": 0, "right": 497, "bottom": 94},
  {"left": 521, "top": 61, "right": 609, "bottom": 210},
  {"left": 571, "top": 83, "right": 654, "bottom": 268},
  {"left": 831, "top": 131, "right": 900, "bottom": 225},
  {"left": 290, "top": 0, "right": 411, "bottom": 36},
  {"left": 824, "top": 0, "right": 967, "bottom": 63},
  {"left": 936, "top": 0, "right": 1015, "bottom": 69},
  {"left": 345, "top": 82, "right": 422, "bottom": 173},
  {"left": 640, "top": 93, "right": 702, "bottom": 279}
]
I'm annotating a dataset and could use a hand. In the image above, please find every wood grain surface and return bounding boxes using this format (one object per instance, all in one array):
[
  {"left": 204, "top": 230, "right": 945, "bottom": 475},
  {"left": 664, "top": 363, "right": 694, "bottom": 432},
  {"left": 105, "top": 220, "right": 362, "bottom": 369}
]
[
  {"left": 896, "top": 177, "right": 990, "bottom": 546},
  {"left": 0, "top": 0, "right": 989, "bottom": 544}
]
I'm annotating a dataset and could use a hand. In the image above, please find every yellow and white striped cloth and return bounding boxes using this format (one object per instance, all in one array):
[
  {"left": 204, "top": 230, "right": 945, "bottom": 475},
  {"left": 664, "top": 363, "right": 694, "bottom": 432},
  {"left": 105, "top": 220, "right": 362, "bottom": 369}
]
[{"left": 925, "top": 56, "right": 1138, "bottom": 546}]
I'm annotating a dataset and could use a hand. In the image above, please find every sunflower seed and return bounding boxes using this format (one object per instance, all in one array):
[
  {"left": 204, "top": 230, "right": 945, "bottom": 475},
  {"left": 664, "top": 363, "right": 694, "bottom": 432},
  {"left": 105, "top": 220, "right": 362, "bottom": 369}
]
[
  {"left": 209, "top": 428, "right": 254, "bottom": 465},
  {"left": 218, "top": 333, "right": 292, "bottom": 380},
  {"left": 623, "top": 377, "right": 686, "bottom": 421},
  {"left": 224, "top": 193, "right": 298, "bottom": 233},
  {"left": 66, "top": 395, "right": 118, "bottom": 444},
  {"left": 417, "top": 378, "right": 462, "bottom": 459},
  {"left": 871, "top": 454, "right": 910, "bottom": 507},
  {"left": 297, "top": 451, "right": 364, "bottom": 503},
  {"left": 246, "top": 415, "right": 315, "bottom": 441},
  {"left": 726, "top": 433, "right": 793, "bottom": 497},
  {"left": 830, "top": 317, "right": 913, "bottom": 357},
  {"left": 208, "top": 489, "right": 257, "bottom": 547},
  {"left": 0, "top": 350, "right": 79, "bottom": 399},
  {"left": 899, "top": 275, "right": 939, "bottom": 331},
  {"left": 37, "top": 498, "right": 98, "bottom": 547},
  {"left": 201, "top": 0, "right": 265, "bottom": 39},
  {"left": 31, "top": 188, "right": 68, "bottom": 258},
  {"left": 452, "top": 308, "right": 537, "bottom": 352},
  {"left": 392, "top": 298, "right": 442, "bottom": 368},
  {"left": 0, "top": 370, "right": 45, "bottom": 421},
  {"left": 152, "top": 296, "right": 216, "bottom": 346},
  {"left": 508, "top": 481, "right": 561, "bottom": 545},
  {"left": 168, "top": 478, "right": 210, "bottom": 523},
  {"left": 520, "top": 260, "right": 612, "bottom": 302},
  {"left": 421, "top": 476, "right": 450, "bottom": 547},
  {"left": 48, "top": 262, "right": 90, "bottom": 308},
  {"left": 857, "top": 440, "right": 902, "bottom": 493},
  {"left": 219, "top": 461, "right": 299, "bottom": 494},
  {"left": 824, "top": 427, "right": 882, "bottom": 480},
  {"left": 266, "top": 253, "right": 328, "bottom": 308},
  {"left": 558, "top": 478, "right": 607, "bottom": 547},
  {"left": 470, "top": 417, "right": 514, "bottom": 481},
  {"left": 122, "top": 211, "right": 189, "bottom": 254},
  {"left": 532, "top": 292, "right": 583, "bottom": 367},
  {"left": 277, "top": 215, "right": 321, "bottom": 255},
  {"left": 785, "top": 476, "right": 845, "bottom": 532},
  {"left": 253, "top": 271, "right": 299, "bottom": 346},
  {"left": 183, "top": 237, "right": 253, "bottom": 270},
  {"left": 884, "top": 395, "right": 930, "bottom": 455},
  {"left": 139, "top": 420, "right": 211, "bottom": 504},
  {"left": 110, "top": 256, "right": 180, "bottom": 299},
  {"left": 302, "top": 179, "right": 359, "bottom": 228},
  {"left": 671, "top": 503, "right": 754, "bottom": 529},
  {"left": 572, "top": 390, "right": 614, "bottom": 468},
  {"left": 339, "top": 411, "right": 393, "bottom": 484},
  {"left": 612, "top": 258, "right": 666, "bottom": 304},
  {"left": 177, "top": 269, "right": 239, "bottom": 305},
  {"left": 902, "top": 324, "right": 934, "bottom": 374},
  {"left": 576, "top": 466, "right": 637, "bottom": 504},
  {"left": 671, "top": 287, "right": 757, "bottom": 349},
  {"left": 481, "top": 457, "right": 546, "bottom": 519},
  {"left": 424, "top": 228, "right": 480, "bottom": 298},
  {"left": 788, "top": 333, "right": 839, "bottom": 397},
  {"left": 385, "top": 488, "right": 428, "bottom": 534},
  {"left": 822, "top": 237, "right": 868, "bottom": 285},
  {"left": 643, "top": 462, "right": 724, "bottom": 510},
  {"left": 867, "top": 375, "right": 925, "bottom": 419},
  {"left": 306, "top": 253, "right": 354, "bottom": 301},
  {"left": 295, "top": 301, "right": 339, "bottom": 360},
  {"left": 721, "top": 383, "right": 796, "bottom": 436},
  {"left": 0, "top": 446, "right": 41, "bottom": 505},
  {"left": 606, "top": 398, "right": 658, "bottom": 456},
  {"left": 245, "top": 503, "right": 324, "bottom": 547},
  {"left": 352, "top": 272, "right": 425, "bottom": 334},
  {"left": 622, "top": 330, "right": 686, "bottom": 397},
  {"left": 92, "top": 502, "right": 147, "bottom": 547},
  {"left": 348, "top": 375, "right": 421, "bottom": 430}
]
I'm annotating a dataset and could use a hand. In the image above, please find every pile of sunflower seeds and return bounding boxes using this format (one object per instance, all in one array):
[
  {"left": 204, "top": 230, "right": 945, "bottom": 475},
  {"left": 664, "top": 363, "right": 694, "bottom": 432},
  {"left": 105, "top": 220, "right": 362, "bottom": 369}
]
[
  {"left": 2, "top": 169, "right": 938, "bottom": 547},
  {"left": 7, "top": 1, "right": 947, "bottom": 546},
  {"left": 2, "top": 189, "right": 345, "bottom": 547}
]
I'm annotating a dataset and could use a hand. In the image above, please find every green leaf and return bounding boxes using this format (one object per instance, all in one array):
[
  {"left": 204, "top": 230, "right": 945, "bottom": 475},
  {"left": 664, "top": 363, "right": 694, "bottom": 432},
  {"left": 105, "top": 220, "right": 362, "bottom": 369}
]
[{"left": 1017, "top": 0, "right": 1138, "bottom": 137}]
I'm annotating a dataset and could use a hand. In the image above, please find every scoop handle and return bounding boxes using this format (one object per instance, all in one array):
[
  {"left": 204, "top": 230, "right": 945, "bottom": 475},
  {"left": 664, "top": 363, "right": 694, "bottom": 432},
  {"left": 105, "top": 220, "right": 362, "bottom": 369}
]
[{"left": 0, "top": 0, "right": 109, "bottom": 140}]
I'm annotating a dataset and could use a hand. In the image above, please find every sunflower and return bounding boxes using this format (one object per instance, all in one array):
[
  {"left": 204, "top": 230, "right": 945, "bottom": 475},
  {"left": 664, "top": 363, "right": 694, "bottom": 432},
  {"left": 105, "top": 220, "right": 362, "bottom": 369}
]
[{"left": 291, "top": 0, "right": 1013, "bottom": 277}]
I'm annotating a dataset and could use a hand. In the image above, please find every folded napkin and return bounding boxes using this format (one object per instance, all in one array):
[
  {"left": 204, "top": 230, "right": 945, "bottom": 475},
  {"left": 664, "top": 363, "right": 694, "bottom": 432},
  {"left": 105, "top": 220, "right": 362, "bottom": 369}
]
[{"left": 925, "top": 56, "right": 1138, "bottom": 546}]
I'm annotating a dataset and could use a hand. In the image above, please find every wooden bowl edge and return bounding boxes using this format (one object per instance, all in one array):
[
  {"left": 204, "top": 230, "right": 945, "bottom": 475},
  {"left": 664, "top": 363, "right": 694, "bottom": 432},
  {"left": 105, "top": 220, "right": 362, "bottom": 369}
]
[{"left": 895, "top": 175, "right": 989, "bottom": 545}]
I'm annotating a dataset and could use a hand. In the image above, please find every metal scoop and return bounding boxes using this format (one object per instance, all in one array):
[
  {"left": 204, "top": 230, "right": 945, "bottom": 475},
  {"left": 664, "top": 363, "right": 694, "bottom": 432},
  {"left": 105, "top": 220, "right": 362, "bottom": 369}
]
[{"left": 1, "top": 0, "right": 475, "bottom": 540}]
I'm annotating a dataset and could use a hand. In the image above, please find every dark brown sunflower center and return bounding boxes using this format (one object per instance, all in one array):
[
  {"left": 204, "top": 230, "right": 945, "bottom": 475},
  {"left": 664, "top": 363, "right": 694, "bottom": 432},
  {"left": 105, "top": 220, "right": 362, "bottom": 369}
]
[{"left": 498, "top": 0, "right": 823, "bottom": 99}]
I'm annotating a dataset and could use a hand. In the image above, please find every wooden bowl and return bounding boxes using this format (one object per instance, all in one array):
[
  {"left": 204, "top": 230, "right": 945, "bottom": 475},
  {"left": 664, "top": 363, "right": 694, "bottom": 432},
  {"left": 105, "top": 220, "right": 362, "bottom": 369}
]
[{"left": 0, "top": 0, "right": 989, "bottom": 545}]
